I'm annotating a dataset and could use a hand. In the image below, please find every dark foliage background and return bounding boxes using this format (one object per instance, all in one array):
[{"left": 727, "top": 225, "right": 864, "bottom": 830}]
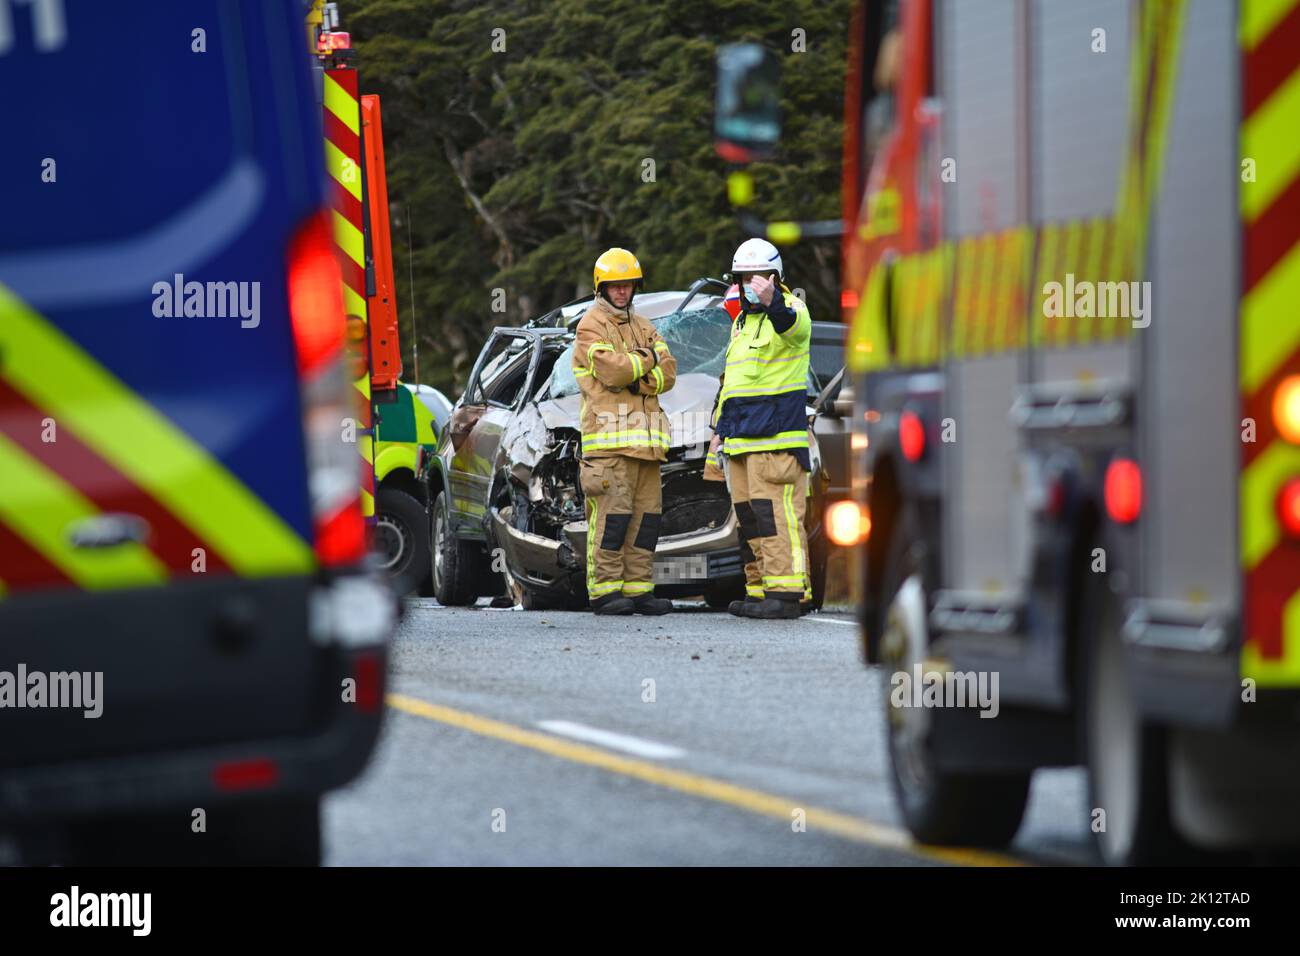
[{"left": 348, "top": 0, "right": 852, "bottom": 394}]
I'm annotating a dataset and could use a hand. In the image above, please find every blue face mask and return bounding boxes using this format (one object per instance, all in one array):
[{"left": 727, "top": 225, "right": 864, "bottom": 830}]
[{"left": 743, "top": 285, "right": 760, "bottom": 305}]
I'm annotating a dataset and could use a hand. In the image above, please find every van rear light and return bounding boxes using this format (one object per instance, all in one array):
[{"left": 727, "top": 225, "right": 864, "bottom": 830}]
[
  {"left": 1278, "top": 479, "right": 1300, "bottom": 538},
  {"left": 354, "top": 651, "right": 383, "bottom": 712},
  {"left": 290, "top": 210, "right": 365, "bottom": 566},
  {"left": 287, "top": 212, "right": 347, "bottom": 379},
  {"left": 1104, "top": 457, "right": 1142, "bottom": 524},
  {"left": 302, "top": 355, "right": 365, "bottom": 567},
  {"left": 213, "top": 758, "right": 279, "bottom": 793},
  {"left": 316, "top": 496, "right": 366, "bottom": 565}
]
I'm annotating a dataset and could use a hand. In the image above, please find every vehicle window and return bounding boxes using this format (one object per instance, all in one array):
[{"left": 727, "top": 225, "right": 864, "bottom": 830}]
[
  {"left": 806, "top": 367, "right": 823, "bottom": 399},
  {"left": 484, "top": 361, "right": 530, "bottom": 407},
  {"left": 548, "top": 307, "right": 733, "bottom": 400},
  {"left": 809, "top": 322, "right": 848, "bottom": 389},
  {"left": 656, "top": 308, "right": 733, "bottom": 376},
  {"left": 549, "top": 345, "right": 581, "bottom": 400},
  {"left": 470, "top": 335, "right": 531, "bottom": 405}
]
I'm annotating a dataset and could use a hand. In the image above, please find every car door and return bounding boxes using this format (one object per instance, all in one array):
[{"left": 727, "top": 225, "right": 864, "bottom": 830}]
[
  {"left": 447, "top": 331, "right": 535, "bottom": 523},
  {"left": 812, "top": 367, "right": 852, "bottom": 501}
]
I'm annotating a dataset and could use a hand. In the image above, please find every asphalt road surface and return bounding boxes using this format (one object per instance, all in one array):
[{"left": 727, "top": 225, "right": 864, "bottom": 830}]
[{"left": 324, "top": 600, "right": 1099, "bottom": 866}]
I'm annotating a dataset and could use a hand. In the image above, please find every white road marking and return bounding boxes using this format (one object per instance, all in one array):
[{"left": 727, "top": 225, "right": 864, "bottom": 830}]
[
  {"left": 536, "top": 720, "right": 687, "bottom": 760},
  {"left": 807, "top": 617, "right": 856, "bottom": 626}
]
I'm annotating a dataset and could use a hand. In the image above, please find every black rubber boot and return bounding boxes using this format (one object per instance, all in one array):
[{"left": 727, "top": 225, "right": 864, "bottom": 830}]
[
  {"left": 592, "top": 594, "right": 635, "bottom": 616},
  {"left": 728, "top": 596, "right": 761, "bottom": 616},
  {"left": 741, "top": 597, "right": 802, "bottom": 620},
  {"left": 632, "top": 594, "right": 673, "bottom": 615}
]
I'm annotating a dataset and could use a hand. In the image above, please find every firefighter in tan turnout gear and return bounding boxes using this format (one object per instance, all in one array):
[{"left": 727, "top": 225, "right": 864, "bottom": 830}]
[{"left": 574, "top": 248, "right": 677, "bottom": 616}]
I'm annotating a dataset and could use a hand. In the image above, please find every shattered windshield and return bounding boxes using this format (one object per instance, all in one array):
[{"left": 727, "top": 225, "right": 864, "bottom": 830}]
[
  {"left": 657, "top": 307, "right": 733, "bottom": 376},
  {"left": 546, "top": 305, "right": 819, "bottom": 399},
  {"left": 548, "top": 307, "right": 732, "bottom": 400}
]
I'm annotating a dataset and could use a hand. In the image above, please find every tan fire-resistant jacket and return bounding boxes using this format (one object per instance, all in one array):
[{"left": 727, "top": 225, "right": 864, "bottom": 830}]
[{"left": 573, "top": 295, "right": 677, "bottom": 461}]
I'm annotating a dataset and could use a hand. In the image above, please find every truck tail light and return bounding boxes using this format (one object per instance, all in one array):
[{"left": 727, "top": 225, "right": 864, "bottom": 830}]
[
  {"left": 899, "top": 410, "right": 925, "bottom": 462},
  {"left": 1277, "top": 479, "right": 1300, "bottom": 538},
  {"left": 1105, "top": 457, "right": 1142, "bottom": 525},
  {"left": 1273, "top": 375, "right": 1300, "bottom": 445}
]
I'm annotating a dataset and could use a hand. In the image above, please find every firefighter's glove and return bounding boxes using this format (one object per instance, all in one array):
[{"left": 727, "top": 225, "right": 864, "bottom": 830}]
[{"left": 702, "top": 434, "right": 725, "bottom": 482}]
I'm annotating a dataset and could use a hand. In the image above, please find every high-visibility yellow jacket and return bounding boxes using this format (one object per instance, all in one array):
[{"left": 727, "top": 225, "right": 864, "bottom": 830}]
[
  {"left": 713, "top": 289, "right": 812, "bottom": 464},
  {"left": 573, "top": 296, "right": 677, "bottom": 461}
]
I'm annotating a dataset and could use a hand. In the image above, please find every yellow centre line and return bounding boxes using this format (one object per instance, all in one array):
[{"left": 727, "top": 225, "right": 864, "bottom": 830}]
[{"left": 386, "top": 692, "right": 1025, "bottom": 867}]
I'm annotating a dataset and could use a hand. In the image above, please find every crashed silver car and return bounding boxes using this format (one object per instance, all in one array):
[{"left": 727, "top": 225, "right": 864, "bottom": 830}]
[{"left": 421, "top": 282, "right": 832, "bottom": 610}]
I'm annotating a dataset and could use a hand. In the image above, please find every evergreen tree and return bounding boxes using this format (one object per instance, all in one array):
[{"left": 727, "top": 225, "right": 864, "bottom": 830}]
[{"left": 349, "top": 0, "right": 851, "bottom": 394}]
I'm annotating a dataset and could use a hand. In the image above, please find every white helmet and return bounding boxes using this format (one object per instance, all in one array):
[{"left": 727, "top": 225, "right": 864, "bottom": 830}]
[{"left": 731, "top": 237, "right": 783, "bottom": 279}]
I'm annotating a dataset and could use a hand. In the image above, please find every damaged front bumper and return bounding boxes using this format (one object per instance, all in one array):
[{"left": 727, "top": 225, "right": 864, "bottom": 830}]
[{"left": 489, "top": 500, "right": 744, "bottom": 599}]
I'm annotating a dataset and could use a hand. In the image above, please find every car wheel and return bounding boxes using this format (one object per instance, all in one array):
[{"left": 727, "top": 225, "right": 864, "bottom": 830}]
[
  {"left": 520, "top": 587, "right": 560, "bottom": 611},
  {"left": 808, "top": 528, "right": 829, "bottom": 610},
  {"left": 881, "top": 507, "right": 1030, "bottom": 847},
  {"left": 375, "top": 488, "right": 430, "bottom": 597},
  {"left": 431, "top": 490, "right": 478, "bottom": 607},
  {"left": 705, "top": 584, "right": 743, "bottom": 608}
]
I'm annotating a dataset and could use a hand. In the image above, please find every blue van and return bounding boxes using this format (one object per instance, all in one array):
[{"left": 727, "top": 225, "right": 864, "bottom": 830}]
[{"left": 0, "top": 0, "right": 392, "bottom": 864}]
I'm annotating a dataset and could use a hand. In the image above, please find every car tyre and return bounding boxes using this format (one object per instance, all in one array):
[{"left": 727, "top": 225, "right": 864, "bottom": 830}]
[
  {"left": 808, "top": 526, "right": 829, "bottom": 611},
  {"left": 431, "top": 490, "right": 478, "bottom": 607},
  {"left": 520, "top": 587, "right": 561, "bottom": 611},
  {"left": 705, "top": 584, "right": 744, "bottom": 609}
]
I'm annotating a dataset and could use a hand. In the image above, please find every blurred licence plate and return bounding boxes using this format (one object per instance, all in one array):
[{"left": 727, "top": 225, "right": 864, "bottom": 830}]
[{"left": 653, "top": 556, "right": 708, "bottom": 584}]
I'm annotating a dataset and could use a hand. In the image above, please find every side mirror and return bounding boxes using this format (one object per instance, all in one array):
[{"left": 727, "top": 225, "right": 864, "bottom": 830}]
[{"left": 714, "top": 43, "right": 781, "bottom": 164}]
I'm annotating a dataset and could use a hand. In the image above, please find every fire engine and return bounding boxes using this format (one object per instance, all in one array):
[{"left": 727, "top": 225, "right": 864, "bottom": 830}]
[
  {"left": 310, "top": 2, "right": 437, "bottom": 596},
  {"left": 718, "top": 0, "right": 1300, "bottom": 864}
]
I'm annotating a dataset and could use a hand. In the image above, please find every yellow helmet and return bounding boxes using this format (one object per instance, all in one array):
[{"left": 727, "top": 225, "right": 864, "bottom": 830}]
[{"left": 593, "top": 247, "right": 643, "bottom": 293}]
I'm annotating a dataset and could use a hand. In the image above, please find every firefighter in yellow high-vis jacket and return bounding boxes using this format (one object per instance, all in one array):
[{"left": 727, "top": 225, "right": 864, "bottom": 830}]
[
  {"left": 573, "top": 248, "right": 677, "bottom": 615},
  {"left": 712, "top": 238, "right": 812, "bottom": 620}
]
